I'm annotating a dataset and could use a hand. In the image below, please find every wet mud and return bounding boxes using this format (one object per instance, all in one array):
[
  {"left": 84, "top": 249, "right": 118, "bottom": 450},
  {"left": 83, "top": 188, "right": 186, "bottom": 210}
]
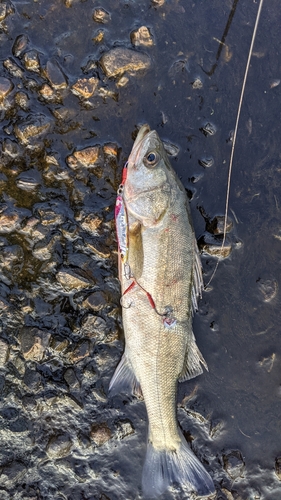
[{"left": 0, "top": 0, "right": 281, "bottom": 499}]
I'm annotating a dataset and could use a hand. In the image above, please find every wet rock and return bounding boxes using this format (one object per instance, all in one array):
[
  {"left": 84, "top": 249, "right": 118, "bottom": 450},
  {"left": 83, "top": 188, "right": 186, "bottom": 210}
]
[
  {"left": 0, "top": 244, "right": 23, "bottom": 274},
  {"left": 198, "top": 234, "right": 232, "bottom": 258},
  {"left": 198, "top": 156, "right": 214, "bottom": 168},
  {"left": 12, "top": 34, "right": 29, "bottom": 58},
  {"left": 11, "top": 354, "right": 25, "bottom": 377},
  {"left": 44, "top": 59, "right": 67, "bottom": 89},
  {"left": 69, "top": 340, "right": 91, "bottom": 363},
  {"left": 103, "top": 142, "right": 118, "bottom": 157},
  {"left": 92, "top": 29, "right": 104, "bottom": 44},
  {"left": 16, "top": 169, "right": 42, "bottom": 192},
  {"left": 14, "top": 114, "right": 51, "bottom": 145},
  {"left": 100, "top": 47, "right": 151, "bottom": 78},
  {"left": 19, "top": 327, "right": 51, "bottom": 361},
  {"left": 39, "top": 83, "right": 56, "bottom": 100},
  {"left": 90, "top": 423, "right": 111, "bottom": 446},
  {"left": 23, "top": 50, "right": 40, "bottom": 72},
  {"left": 275, "top": 456, "right": 281, "bottom": 480},
  {"left": 47, "top": 434, "right": 72, "bottom": 459},
  {"left": 71, "top": 77, "right": 98, "bottom": 98},
  {"left": 162, "top": 140, "right": 180, "bottom": 157},
  {"left": 93, "top": 7, "right": 111, "bottom": 24},
  {"left": 14, "top": 91, "right": 29, "bottom": 110},
  {"left": 81, "top": 214, "right": 102, "bottom": 233},
  {"left": 115, "top": 419, "right": 135, "bottom": 440},
  {"left": 223, "top": 450, "right": 245, "bottom": 479},
  {"left": 0, "top": 77, "right": 13, "bottom": 100},
  {"left": 82, "top": 291, "right": 107, "bottom": 311},
  {"left": 85, "top": 240, "right": 111, "bottom": 259},
  {"left": 200, "top": 121, "right": 217, "bottom": 136},
  {"left": 130, "top": 26, "right": 154, "bottom": 47},
  {"left": 192, "top": 77, "right": 203, "bottom": 89},
  {"left": 56, "top": 268, "right": 94, "bottom": 290},
  {"left": 2, "top": 138, "right": 21, "bottom": 158},
  {"left": 116, "top": 75, "right": 129, "bottom": 88},
  {"left": 64, "top": 368, "right": 80, "bottom": 388},
  {"left": 0, "top": 211, "right": 21, "bottom": 234},
  {"left": 3, "top": 58, "right": 24, "bottom": 78},
  {"left": 23, "top": 368, "right": 42, "bottom": 390},
  {"left": 0, "top": 339, "right": 9, "bottom": 367},
  {"left": 67, "top": 145, "right": 100, "bottom": 169},
  {"left": 257, "top": 278, "right": 278, "bottom": 302},
  {"left": 79, "top": 314, "right": 107, "bottom": 340},
  {"left": 206, "top": 216, "right": 233, "bottom": 235}
]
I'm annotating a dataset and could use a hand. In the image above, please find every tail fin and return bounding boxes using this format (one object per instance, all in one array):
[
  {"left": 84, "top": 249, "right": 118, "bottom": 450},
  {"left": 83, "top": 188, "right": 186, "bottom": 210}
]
[{"left": 142, "top": 433, "right": 215, "bottom": 498}]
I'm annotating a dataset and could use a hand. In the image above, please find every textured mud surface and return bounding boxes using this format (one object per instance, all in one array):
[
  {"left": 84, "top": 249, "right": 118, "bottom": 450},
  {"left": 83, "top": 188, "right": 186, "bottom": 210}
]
[{"left": 0, "top": 1, "right": 281, "bottom": 499}]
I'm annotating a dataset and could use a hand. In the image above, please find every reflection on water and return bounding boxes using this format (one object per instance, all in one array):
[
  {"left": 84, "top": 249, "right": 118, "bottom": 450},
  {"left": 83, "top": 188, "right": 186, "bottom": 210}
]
[{"left": 0, "top": 0, "right": 281, "bottom": 498}]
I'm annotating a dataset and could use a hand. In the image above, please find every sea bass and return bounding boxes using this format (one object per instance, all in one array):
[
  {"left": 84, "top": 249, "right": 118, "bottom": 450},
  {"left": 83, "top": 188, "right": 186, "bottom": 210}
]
[{"left": 110, "top": 125, "right": 215, "bottom": 498}]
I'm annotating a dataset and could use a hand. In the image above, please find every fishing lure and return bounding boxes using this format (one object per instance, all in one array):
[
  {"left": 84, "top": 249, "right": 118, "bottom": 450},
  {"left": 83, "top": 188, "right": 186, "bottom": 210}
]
[{"left": 115, "top": 162, "right": 128, "bottom": 264}]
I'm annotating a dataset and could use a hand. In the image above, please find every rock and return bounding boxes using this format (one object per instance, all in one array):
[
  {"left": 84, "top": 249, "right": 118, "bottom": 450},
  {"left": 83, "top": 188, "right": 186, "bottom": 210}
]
[
  {"left": 206, "top": 216, "right": 233, "bottom": 235},
  {"left": 257, "top": 279, "right": 278, "bottom": 303},
  {"left": 90, "top": 423, "right": 111, "bottom": 446},
  {"left": 85, "top": 240, "right": 110, "bottom": 259},
  {"left": 23, "top": 50, "right": 40, "bottom": 72},
  {"left": 192, "top": 77, "right": 203, "bottom": 89},
  {"left": 64, "top": 368, "right": 80, "bottom": 388},
  {"left": 81, "top": 214, "right": 102, "bottom": 233},
  {"left": 93, "top": 7, "right": 111, "bottom": 24},
  {"left": 71, "top": 77, "right": 98, "bottom": 98},
  {"left": 3, "top": 58, "right": 24, "bottom": 78},
  {"left": 152, "top": 0, "right": 165, "bottom": 5},
  {"left": 0, "top": 339, "right": 9, "bottom": 367},
  {"left": 92, "top": 29, "right": 104, "bottom": 44},
  {"left": 200, "top": 122, "right": 217, "bottom": 136},
  {"left": 47, "top": 434, "right": 72, "bottom": 458},
  {"left": 69, "top": 340, "right": 91, "bottom": 363},
  {"left": 115, "top": 419, "right": 135, "bottom": 440},
  {"left": 198, "top": 156, "right": 214, "bottom": 168},
  {"left": 56, "top": 268, "right": 94, "bottom": 290},
  {"left": 0, "top": 77, "right": 13, "bottom": 100},
  {"left": 103, "top": 142, "right": 118, "bottom": 157},
  {"left": 14, "top": 91, "right": 29, "bottom": 110},
  {"left": 79, "top": 314, "right": 107, "bottom": 339},
  {"left": 44, "top": 59, "right": 67, "bottom": 89},
  {"left": 198, "top": 234, "right": 232, "bottom": 259},
  {"left": 67, "top": 146, "right": 100, "bottom": 169},
  {"left": 39, "top": 83, "right": 55, "bottom": 100},
  {"left": 82, "top": 291, "right": 107, "bottom": 311},
  {"left": 223, "top": 450, "right": 245, "bottom": 479},
  {"left": 12, "top": 34, "right": 29, "bottom": 58},
  {"left": 116, "top": 75, "right": 129, "bottom": 88},
  {"left": 0, "top": 211, "right": 21, "bottom": 234},
  {"left": 16, "top": 169, "right": 42, "bottom": 192},
  {"left": 100, "top": 47, "right": 151, "bottom": 78},
  {"left": 275, "top": 456, "right": 281, "bottom": 480},
  {"left": 19, "top": 327, "right": 51, "bottom": 361},
  {"left": 130, "top": 26, "right": 154, "bottom": 47},
  {"left": 14, "top": 114, "right": 51, "bottom": 145},
  {"left": 162, "top": 140, "right": 179, "bottom": 157},
  {"left": 2, "top": 138, "right": 21, "bottom": 158}
]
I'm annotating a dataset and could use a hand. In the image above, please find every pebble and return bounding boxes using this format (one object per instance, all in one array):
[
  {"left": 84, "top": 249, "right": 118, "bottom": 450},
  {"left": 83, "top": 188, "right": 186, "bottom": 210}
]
[
  {"left": 69, "top": 340, "right": 91, "bottom": 363},
  {"left": 103, "top": 142, "right": 118, "bottom": 157},
  {"left": 81, "top": 214, "right": 102, "bottom": 233},
  {"left": 206, "top": 216, "right": 233, "bottom": 235},
  {"left": 257, "top": 279, "right": 278, "bottom": 303},
  {"left": 3, "top": 58, "right": 24, "bottom": 78},
  {"left": 92, "top": 29, "right": 104, "bottom": 44},
  {"left": 12, "top": 34, "right": 29, "bottom": 58},
  {"left": 100, "top": 47, "right": 151, "bottom": 78},
  {"left": 39, "top": 83, "right": 55, "bottom": 100},
  {"left": 64, "top": 368, "right": 80, "bottom": 388},
  {"left": 192, "top": 77, "right": 203, "bottom": 89},
  {"left": 114, "top": 419, "right": 135, "bottom": 440},
  {"left": 23, "top": 50, "right": 40, "bottom": 72},
  {"left": 198, "top": 234, "right": 232, "bottom": 258},
  {"left": 93, "top": 7, "right": 111, "bottom": 24},
  {"left": 223, "top": 450, "right": 245, "bottom": 479},
  {"left": 14, "top": 91, "right": 29, "bottom": 110},
  {"left": 0, "top": 211, "right": 21, "bottom": 234},
  {"left": 14, "top": 114, "right": 51, "bottom": 145},
  {"left": 130, "top": 26, "right": 154, "bottom": 47},
  {"left": 67, "top": 146, "right": 100, "bottom": 169},
  {"left": 71, "top": 77, "right": 98, "bottom": 98},
  {"left": 16, "top": 169, "right": 42, "bottom": 191},
  {"left": 0, "top": 339, "right": 9, "bottom": 367},
  {"left": 90, "top": 423, "right": 111, "bottom": 446},
  {"left": 200, "top": 121, "right": 217, "bottom": 136},
  {"left": 44, "top": 59, "right": 67, "bottom": 89},
  {"left": 47, "top": 434, "right": 73, "bottom": 459},
  {"left": 19, "top": 327, "right": 51, "bottom": 361},
  {"left": 2, "top": 138, "right": 21, "bottom": 158},
  {"left": 56, "top": 268, "right": 93, "bottom": 290},
  {"left": 79, "top": 315, "right": 107, "bottom": 339},
  {"left": 198, "top": 156, "right": 214, "bottom": 168},
  {"left": 0, "top": 77, "right": 13, "bottom": 100},
  {"left": 162, "top": 140, "right": 180, "bottom": 157},
  {"left": 82, "top": 291, "right": 107, "bottom": 311}
]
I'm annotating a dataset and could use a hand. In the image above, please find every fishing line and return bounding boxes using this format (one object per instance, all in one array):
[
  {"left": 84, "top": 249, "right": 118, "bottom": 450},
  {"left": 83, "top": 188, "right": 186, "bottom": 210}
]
[{"left": 205, "top": 0, "right": 264, "bottom": 289}]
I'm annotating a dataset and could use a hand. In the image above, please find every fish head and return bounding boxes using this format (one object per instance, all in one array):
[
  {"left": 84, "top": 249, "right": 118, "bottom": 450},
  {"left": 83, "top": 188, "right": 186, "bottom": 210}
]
[{"left": 124, "top": 125, "right": 172, "bottom": 226}]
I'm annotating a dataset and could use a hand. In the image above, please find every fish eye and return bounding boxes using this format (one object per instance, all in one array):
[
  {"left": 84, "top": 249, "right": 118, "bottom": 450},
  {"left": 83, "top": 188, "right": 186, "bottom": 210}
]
[{"left": 144, "top": 151, "right": 159, "bottom": 168}]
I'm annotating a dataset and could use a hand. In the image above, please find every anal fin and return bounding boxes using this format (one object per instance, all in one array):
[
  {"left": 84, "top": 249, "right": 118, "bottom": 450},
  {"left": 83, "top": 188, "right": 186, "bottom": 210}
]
[
  {"left": 179, "top": 335, "right": 208, "bottom": 382},
  {"left": 109, "top": 352, "right": 142, "bottom": 398}
]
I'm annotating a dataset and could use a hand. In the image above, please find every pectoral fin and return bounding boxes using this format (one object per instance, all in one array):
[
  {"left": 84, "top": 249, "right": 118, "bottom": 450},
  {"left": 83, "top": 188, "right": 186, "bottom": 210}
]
[
  {"left": 179, "top": 334, "right": 208, "bottom": 382},
  {"left": 109, "top": 353, "right": 142, "bottom": 398}
]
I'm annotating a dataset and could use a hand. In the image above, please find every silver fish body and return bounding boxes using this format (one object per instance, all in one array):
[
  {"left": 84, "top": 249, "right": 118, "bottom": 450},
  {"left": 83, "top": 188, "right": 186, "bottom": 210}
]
[{"left": 110, "top": 125, "right": 215, "bottom": 498}]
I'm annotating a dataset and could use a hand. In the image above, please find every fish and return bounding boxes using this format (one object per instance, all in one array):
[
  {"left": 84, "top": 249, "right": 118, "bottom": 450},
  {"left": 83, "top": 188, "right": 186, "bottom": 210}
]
[{"left": 110, "top": 124, "right": 215, "bottom": 498}]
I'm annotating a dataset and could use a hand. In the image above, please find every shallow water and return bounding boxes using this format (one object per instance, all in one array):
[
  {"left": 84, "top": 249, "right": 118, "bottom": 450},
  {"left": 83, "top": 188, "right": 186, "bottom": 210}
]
[{"left": 0, "top": 0, "right": 281, "bottom": 499}]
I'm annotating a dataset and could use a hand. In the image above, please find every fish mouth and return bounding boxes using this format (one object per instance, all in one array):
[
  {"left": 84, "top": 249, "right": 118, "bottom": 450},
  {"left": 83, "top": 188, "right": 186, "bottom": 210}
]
[{"left": 128, "top": 124, "right": 155, "bottom": 167}]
